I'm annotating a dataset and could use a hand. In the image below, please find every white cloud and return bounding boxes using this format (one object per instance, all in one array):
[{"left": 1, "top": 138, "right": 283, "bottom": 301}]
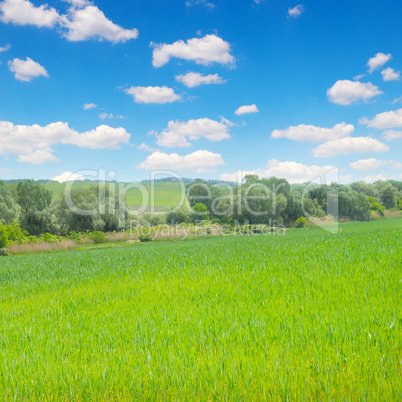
[
  {"left": 137, "top": 143, "right": 159, "bottom": 153},
  {"left": 0, "top": 0, "right": 138, "bottom": 43},
  {"left": 52, "top": 171, "right": 85, "bottom": 183},
  {"left": 381, "top": 67, "right": 400, "bottom": 81},
  {"left": 220, "top": 160, "right": 336, "bottom": 184},
  {"left": 185, "top": 0, "right": 214, "bottom": 8},
  {"left": 235, "top": 104, "right": 259, "bottom": 116},
  {"left": 353, "top": 74, "right": 366, "bottom": 80},
  {"left": 0, "top": 120, "right": 131, "bottom": 164},
  {"left": 62, "top": 4, "right": 138, "bottom": 42},
  {"left": 175, "top": 72, "right": 226, "bottom": 88},
  {"left": 359, "top": 108, "right": 402, "bottom": 129},
  {"left": 138, "top": 150, "right": 224, "bottom": 172},
  {"left": 0, "top": 0, "right": 60, "bottom": 27},
  {"left": 125, "top": 86, "right": 181, "bottom": 104},
  {"left": 151, "top": 34, "right": 235, "bottom": 68},
  {"left": 367, "top": 52, "right": 392, "bottom": 73},
  {"left": 312, "top": 137, "right": 389, "bottom": 158},
  {"left": 156, "top": 118, "right": 231, "bottom": 148},
  {"left": 349, "top": 158, "right": 387, "bottom": 171},
  {"left": 392, "top": 96, "right": 402, "bottom": 104},
  {"left": 18, "top": 150, "right": 60, "bottom": 164},
  {"left": 382, "top": 130, "right": 402, "bottom": 141},
  {"left": 327, "top": 80, "right": 382, "bottom": 105},
  {"left": 364, "top": 173, "right": 389, "bottom": 184},
  {"left": 288, "top": 4, "right": 304, "bottom": 18},
  {"left": 271, "top": 122, "right": 354, "bottom": 142},
  {"left": 83, "top": 103, "right": 97, "bottom": 110},
  {"left": 98, "top": 113, "right": 125, "bottom": 120},
  {"left": 8, "top": 57, "right": 49, "bottom": 82},
  {"left": 0, "top": 44, "right": 11, "bottom": 52}
]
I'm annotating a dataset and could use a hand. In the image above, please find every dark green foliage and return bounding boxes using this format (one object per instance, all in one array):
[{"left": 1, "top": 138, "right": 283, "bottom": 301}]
[
  {"left": 0, "top": 224, "right": 8, "bottom": 248},
  {"left": 380, "top": 185, "right": 398, "bottom": 209},
  {"left": 0, "top": 181, "right": 20, "bottom": 225},
  {"left": 17, "top": 180, "right": 52, "bottom": 214},
  {"left": 165, "top": 204, "right": 190, "bottom": 224}
]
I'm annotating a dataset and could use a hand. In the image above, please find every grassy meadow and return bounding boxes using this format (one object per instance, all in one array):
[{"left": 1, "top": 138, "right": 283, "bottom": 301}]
[
  {"left": 41, "top": 181, "right": 184, "bottom": 207},
  {"left": 0, "top": 219, "right": 401, "bottom": 399}
]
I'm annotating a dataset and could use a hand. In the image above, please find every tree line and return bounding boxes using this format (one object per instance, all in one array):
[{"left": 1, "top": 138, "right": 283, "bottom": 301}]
[{"left": 0, "top": 177, "right": 401, "bottom": 237}]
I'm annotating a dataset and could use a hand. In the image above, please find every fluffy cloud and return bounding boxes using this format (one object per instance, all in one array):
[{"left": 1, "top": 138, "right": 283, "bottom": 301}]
[
  {"left": 327, "top": 80, "right": 382, "bottom": 105},
  {"left": 18, "top": 150, "right": 60, "bottom": 164},
  {"left": 0, "top": 0, "right": 138, "bottom": 43},
  {"left": 359, "top": 109, "right": 402, "bottom": 129},
  {"left": 364, "top": 173, "right": 389, "bottom": 184},
  {"left": 151, "top": 34, "right": 235, "bottom": 68},
  {"left": 313, "top": 137, "right": 389, "bottom": 158},
  {"left": 220, "top": 160, "right": 336, "bottom": 184},
  {"left": 175, "top": 72, "right": 226, "bottom": 88},
  {"left": 83, "top": 103, "right": 97, "bottom": 110},
  {"left": 349, "top": 158, "right": 387, "bottom": 171},
  {"left": 367, "top": 52, "right": 392, "bottom": 73},
  {"left": 52, "top": 171, "right": 85, "bottom": 183},
  {"left": 0, "top": 120, "right": 130, "bottom": 164},
  {"left": 381, "top": 67, "right": 400, "bottom": 81},
  {"left": 137, "top": 143, "right": 159, "bottom": 153},
  {"left": 8, "top": 57, "right": 49, "bottom": 82},
  {"left": 382, "top": 130, "right": 402, "bottom": 141},
  {"left": 235, "top": 104, "right": 259, "bottom": 116},
  {"left": 0, "top": 0, "right": 60, "bottom": 27},
  {"left": 271, "top": 122, "right": 354, "bottom": 142},
  {"left": 0, "top": 44, "right": 11, "bottom": 52},
  {"left": 62, "top": 4, "right": 138, "bottom": 42},
  {"left": 288, "top": 4, "right": 304, "bottom": 18},
  {"left": 125, "top": 86, "right": 181, "bottom": 104},
  {"left": 156, "top": 118, "right": 231, "bottom": 147},
  {"left": 138, "top": 150, "right": 224, "bottom": 172}
]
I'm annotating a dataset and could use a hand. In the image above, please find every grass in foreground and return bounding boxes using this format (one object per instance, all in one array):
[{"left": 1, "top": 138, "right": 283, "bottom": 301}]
[{"left": 0, "top": 220, "right": 401, "bottom": 399}]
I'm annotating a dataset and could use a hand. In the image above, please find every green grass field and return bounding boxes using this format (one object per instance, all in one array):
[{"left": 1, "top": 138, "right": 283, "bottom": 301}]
[
  {"left": 0, "top": 219, "right": 401, "bottom": 399},
  {"left": 40, "top": 181, "right": 184, "bottom": 207}
]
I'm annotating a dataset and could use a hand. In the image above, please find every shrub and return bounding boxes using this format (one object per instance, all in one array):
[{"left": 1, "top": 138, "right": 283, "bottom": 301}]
[
  {"left": 295, "top": 217, "right": 307, "bottom": 228},
  {"left": 89, "top": 231, "right": 106, "bottom": 244},
  {"left": 139, "top": 228, "right": 152, "bottom": 243},
  {"left": 0, "top": 224, "right": 8, "bottom": 249},
  {"left": 41, "top": 232, "right": 60, "bottom": 244},
  {"left": 0, "top": 248, "right": 9, "bottom": 257}
]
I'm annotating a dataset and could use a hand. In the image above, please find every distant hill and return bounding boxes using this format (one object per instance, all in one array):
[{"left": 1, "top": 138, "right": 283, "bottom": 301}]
[
  {"left": 3, "top": 179, "right": 234, "bottom": 207},
  {"left": 40, "top": 181, "right": 184, "bottom": 207}
]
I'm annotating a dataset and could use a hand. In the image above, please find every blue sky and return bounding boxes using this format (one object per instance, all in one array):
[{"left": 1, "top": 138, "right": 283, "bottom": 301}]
[{"left": 0, "top": 0, "right": 401, "bottom": 183}]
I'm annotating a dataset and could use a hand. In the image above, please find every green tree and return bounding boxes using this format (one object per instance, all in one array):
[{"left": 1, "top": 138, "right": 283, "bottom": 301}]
[
  {"left": 0, "top": 224, "right": 8, "bottom": 248},
  {"left": 380, "top": 185, "right": 398, "bottom": 209},
  {"left": 191, "top": 203, "right": 210, "bottom": 223},
  {"left": 17, "top": 180, "right": 52, "bottom": 214},
  {"left": 0, "top": 181, "right": 20, "bottom": 225},
  {"left": 165, "top": 203, "right": 190, "bottom": 224}
]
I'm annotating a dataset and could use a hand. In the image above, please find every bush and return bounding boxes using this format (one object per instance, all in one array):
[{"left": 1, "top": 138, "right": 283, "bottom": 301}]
[
  {"left": 139, "top": 228, "right": 152, "bottom": 243},
  {"left": 89, "top": 231, "right": 106, "bottom": 244},
  {"left": 41, "top": 232, "right": 60, "bottom": 244},
  {"left": 295, "top": 217, "right": 307, "bottom": 228},
  {"left": 0, "top": 247, "right": 9, "bottom": 257},
  {"left": 0, "top": 224, "right": 8, "bottom": 248}
]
